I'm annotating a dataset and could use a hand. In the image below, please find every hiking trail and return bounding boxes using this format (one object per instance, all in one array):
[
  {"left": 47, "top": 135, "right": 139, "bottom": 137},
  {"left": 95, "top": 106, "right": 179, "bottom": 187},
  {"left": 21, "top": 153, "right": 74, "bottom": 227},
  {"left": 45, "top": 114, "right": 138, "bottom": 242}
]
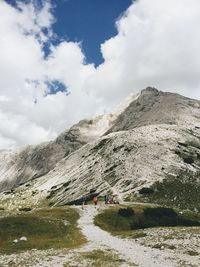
[{"left": 78, "top": 205, "right": 178, "bottom": 267}]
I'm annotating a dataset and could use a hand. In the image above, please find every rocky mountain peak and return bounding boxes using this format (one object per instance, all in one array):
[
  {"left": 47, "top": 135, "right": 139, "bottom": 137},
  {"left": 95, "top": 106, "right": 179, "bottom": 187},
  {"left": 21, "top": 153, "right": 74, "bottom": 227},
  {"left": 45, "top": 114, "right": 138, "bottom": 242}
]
[
  {"left": 106, "top": 87, "right": 200, "bottom": 134},
  {"left": 141, "top": 86, "right": 160, "bottom": 94},
  {"left": 0, "top": 88, "right": 200, "bottom": 212}
]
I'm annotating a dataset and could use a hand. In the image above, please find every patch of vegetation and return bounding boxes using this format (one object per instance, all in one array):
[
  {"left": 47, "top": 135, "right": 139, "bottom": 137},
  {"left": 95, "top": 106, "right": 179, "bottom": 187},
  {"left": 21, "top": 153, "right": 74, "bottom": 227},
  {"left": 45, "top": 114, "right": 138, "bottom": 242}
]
[
  {"left": 124, "top": 145, "right": 135, "bottom": 152},
  {"left": 139, "top": 187, "right": 154, "bottom": 195},
  {"left": 95, "top": 206, "right": 135, "bottom": 234},
  {"left": 186, "top": 140, "right": 200, "bottom": 150},
  {"left": 94, "top": 204, "right": 145, "bottom": 236},
  {"left": 118, "top": 207, "right": 134, "bottom": 217},
  {"left": 152, "top": 244, "right": 164, "bottom": 249},
  {"left": 187, "top": 250, "right": 199, "bottom": 256},
  {"left": 95, "top": 205, "right": 200, "bottom": 235},
  {"left": 123, "top": 196, "right": 132, "bottom": 202},
  {"left": 183, "top": 156, "right": 194, "bottom": 164},
  {"left": 91, "top": 138, "right": 112, "bottom": 152},
  {"left": 175, "top": 149, "right": 196, "bottom": 165},
  {"left": 113, "top": 145, "right": 124, "bottom": 153},
  {"left": 75, "top": 249, "right": 131, "bottom": 267},
  {"left": 178, "top": 142, "right": 188, "bottom": 148},
  {"left": 103, "top": 171, "right": 119, "bottom": 187},
  {"left": 131, "top": 207, "right": 200, "bottom": 230},
  {"left": 46, "top": 186, "right": 62, "bottom": 200},
  {"left": 146, "top": 170, "right": 200, "bottom": 211},
  {"left": 0, "top": 207, "right": 86, "bottom": 254},
  {"left": 143, "top": 207, "right": 177, "bottom": 218},
  {"left": 18, "top": 207, "right": 32, "bottom": 212},
  {"left": 63, "top": 181, "right": 71, "bottom": 187},
  {"left": 174, "top": 138, "right": 200, "bottom": 166},
  {"left": 104, "top": 164, "right": 118, "bottom": 173}
]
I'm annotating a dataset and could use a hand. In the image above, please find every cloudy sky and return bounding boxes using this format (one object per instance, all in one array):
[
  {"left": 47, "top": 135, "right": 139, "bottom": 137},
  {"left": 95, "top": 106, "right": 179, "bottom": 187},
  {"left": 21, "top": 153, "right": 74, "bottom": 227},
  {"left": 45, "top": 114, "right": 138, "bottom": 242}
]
[{"left": 0, "top": 0, "right": 200, "bottom": 149}]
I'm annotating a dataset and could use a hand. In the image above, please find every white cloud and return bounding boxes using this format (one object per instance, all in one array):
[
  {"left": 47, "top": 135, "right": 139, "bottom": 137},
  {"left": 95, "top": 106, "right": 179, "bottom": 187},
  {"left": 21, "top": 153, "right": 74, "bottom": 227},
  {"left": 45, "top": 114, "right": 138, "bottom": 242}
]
[
  {"left": 86, "top": 0, "right": 200, "bottom": 105},
  {"left": 0, "top": 0, "right": 96, "bottom": 148},
  {"left": 0, "top": 0, "right": 200, "bottom": 149}
]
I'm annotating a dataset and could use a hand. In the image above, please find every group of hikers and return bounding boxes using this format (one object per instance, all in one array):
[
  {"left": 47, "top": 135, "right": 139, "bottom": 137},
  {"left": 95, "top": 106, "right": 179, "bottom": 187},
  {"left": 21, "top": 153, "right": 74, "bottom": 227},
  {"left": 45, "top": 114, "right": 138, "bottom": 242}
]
[
  {"left": 81, "top": 194, "right": 119, "bottom": 209},
  {"left": 104, "top": 195, "right": 120, "bottom": 205}
]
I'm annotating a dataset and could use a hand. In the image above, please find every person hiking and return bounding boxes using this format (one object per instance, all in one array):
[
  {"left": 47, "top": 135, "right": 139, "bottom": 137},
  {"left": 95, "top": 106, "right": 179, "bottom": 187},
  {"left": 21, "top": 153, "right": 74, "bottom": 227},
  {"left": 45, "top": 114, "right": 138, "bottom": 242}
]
[
  {"left": 104, "top": 195, "right": 109, "bottom": 204},
  {"left": 93, "top": 196, "right": 98, "bottom": 205},
  {"left": 109, "top": 196, "right": 114, "bottom": 204},
  {"left": 81, "top": 196, "right": 86, "bottom": 209}
]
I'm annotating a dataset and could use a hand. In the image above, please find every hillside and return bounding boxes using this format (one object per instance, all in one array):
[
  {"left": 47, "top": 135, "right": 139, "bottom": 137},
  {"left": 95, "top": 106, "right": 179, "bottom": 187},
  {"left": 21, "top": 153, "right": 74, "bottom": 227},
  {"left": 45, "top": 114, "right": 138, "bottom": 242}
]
[
  {"left": 0, "top": 87, "right": 200, "bottom": 211},
  {"left": 0, "top": 91, "right": 136, "bottom": 193}
]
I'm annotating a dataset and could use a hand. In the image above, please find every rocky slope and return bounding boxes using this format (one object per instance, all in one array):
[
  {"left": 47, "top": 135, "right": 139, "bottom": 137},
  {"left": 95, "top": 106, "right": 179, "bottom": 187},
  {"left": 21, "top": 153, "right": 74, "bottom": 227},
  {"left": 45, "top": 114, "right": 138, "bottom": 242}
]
[
  {"left": 106, "top": 87, "right": 200, "bottom": 133},
  {"left": 0, "top": 91, "right": 136, "bottom": 192},
  {"left": 0, "top": 87, "right": 200, "bottom": 211}
]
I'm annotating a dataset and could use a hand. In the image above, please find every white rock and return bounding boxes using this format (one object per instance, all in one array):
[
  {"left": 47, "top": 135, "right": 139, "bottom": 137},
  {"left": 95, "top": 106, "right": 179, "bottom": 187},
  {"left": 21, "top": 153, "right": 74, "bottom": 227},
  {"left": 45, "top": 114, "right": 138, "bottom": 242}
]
[
  {"left": 20, "top": 236, "right": 27, "bottom": 241},
  {"left": 13, "top": 239, "right": 18, "bottom": 243}
]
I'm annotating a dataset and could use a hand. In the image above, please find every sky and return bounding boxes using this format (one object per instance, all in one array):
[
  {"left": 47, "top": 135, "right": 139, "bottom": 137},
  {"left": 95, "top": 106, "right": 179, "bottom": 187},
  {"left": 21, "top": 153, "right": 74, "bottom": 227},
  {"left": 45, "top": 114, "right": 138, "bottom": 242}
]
[{"left": 0, "top": 0, "right": 200, "bottom": 149}]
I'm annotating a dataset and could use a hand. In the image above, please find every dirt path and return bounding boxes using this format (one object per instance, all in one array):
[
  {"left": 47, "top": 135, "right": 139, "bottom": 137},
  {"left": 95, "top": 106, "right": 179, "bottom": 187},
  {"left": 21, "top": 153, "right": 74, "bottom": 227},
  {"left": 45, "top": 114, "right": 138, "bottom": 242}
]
[{"left": 78, "top": 205, "right": 179, "bottom": 267}]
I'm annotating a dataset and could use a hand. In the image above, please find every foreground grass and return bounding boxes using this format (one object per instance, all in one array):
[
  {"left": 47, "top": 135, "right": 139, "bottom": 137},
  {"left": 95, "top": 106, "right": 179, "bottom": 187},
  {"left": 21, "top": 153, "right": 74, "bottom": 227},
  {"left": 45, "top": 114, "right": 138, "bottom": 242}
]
[
  {"left": 94, "top": 205, "right": 200, "bottom": 237},
  {"left": 71, "top": 249, "right": 135, "bottom": 267},
  {"left": 94, "top": 205, "right": 145, "bottom": 238},
  {"left": 0, "top": 207, "right": 86, "bottom": 254}
]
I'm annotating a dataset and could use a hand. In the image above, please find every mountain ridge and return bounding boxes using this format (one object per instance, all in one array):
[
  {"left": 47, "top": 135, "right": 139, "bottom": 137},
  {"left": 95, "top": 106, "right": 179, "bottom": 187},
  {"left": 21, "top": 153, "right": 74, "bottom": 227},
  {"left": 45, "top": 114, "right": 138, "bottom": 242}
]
[{"left": 0, "top": 87, "right": 200, "bottom": 211}]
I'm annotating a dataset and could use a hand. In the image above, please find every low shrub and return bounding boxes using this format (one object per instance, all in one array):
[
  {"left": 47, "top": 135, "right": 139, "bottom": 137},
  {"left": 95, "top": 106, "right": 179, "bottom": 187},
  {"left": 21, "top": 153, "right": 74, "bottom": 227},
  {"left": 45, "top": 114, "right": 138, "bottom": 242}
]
[
  {"left": 118, "top": 207, "right": 134, "bottom": 217},
  {"left": 143, "top": 207, "right": 177, "bottom": 218},
  {"left": 139, "top": 187, "right": 154, "bottom": 195},
  {"left": 178, "top": 217, "right": 200, "bottom": 226},
  {"left": 183, "top": 157, "right": 194, "bottom": 164},
  {"left": 95, "top": 206, "right": 200, "bottom": 234},
  {"left": 18, "top": 208, "right": 32, "bottom": 212},
  {"left": 131, "top": 217, "right": 152, "bottom": 229},
  {"left": 131, "top": 207, "right": 200, "bottom": 229}
]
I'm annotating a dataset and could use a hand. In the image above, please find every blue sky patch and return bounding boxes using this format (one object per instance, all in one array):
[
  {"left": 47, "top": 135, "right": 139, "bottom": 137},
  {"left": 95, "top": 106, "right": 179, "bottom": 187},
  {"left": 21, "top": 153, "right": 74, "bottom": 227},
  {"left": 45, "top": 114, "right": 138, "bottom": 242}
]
[
  {"left": 45, "top": 80, "right": 68, "bottom": 95},
  {"left": 6, "top": 0, "right": 132, "bottom": 66}
]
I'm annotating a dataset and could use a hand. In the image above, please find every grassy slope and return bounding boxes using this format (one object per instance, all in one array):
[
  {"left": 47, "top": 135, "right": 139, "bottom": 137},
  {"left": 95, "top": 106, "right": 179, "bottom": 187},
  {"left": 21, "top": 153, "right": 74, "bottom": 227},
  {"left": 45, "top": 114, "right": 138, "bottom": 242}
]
[
  {"left": 95, "top": 205, "right": 148, "bottom": 237},
  {"left": 0, "top": 207, "right": 86, "bottom": 254},
  {"left": 145, "top": 171, "right": 200, "bottom": 211},
  {"left": 94, "top": 205, "right": 200, "bottom": 237}
]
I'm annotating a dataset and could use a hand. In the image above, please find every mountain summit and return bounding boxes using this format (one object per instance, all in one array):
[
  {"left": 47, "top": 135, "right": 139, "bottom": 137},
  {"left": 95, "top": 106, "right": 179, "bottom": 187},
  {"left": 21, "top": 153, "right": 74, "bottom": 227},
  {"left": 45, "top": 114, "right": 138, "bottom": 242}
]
[{"left": 0, "top": 87, "right": 200, "bottom": 211}]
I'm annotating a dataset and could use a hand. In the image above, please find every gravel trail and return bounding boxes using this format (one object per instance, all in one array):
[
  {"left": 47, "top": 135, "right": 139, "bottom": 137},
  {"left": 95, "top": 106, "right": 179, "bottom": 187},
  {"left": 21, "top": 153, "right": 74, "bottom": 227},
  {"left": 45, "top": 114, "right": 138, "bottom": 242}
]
[{"left": 78, "top": 205, "right": 178, "bottom": 267}]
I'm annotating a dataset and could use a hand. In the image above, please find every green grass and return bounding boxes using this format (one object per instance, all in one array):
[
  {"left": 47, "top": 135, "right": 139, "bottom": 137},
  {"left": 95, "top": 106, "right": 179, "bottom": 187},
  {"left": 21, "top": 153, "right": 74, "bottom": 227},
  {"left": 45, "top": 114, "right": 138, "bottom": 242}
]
[
  {"left": 73, "top": 249, "right": 136, "bottom": 267},
  {"left": 79, "top": 249, "right": 120, "bottom": 267},
  {"left": 94, "top": 205, "right": 200, "bottom": 236},
  {"left": 94, "top": 205, "right": 147, "bottom": 237},
  {"left": 0, "top": 207, "right": 86, "bottom": 254}
]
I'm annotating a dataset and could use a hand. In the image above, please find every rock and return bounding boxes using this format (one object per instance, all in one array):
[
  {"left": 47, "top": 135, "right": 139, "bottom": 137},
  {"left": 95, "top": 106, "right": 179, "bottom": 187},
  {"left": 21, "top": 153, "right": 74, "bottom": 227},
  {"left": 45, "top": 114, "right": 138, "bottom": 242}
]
[
  {"left": 13, "top": 239, "right": 18, "bottom": 243},
  {"left": 20, "top": 236, "right": 27, "bottom": 241}
]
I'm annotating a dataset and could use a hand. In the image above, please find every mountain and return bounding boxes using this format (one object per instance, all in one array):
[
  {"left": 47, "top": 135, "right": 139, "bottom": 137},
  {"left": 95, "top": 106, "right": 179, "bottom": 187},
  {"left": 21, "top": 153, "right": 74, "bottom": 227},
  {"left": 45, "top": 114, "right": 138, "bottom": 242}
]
[
  {"left": 0, "top": 87, "right": 200, "bottom": 211},
  {"left": 0, "top": 91, "right": 136, "bottom": 192}
]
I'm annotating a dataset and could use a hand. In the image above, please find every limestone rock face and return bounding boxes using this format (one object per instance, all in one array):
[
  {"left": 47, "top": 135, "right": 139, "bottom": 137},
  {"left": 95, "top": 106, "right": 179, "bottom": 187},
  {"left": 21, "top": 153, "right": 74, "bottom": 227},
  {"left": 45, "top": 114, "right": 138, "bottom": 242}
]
[
  {"left": 0, "top": 87, "right": 200, "bottom": 211},
  {"left": 0, "top": 128, "right": 86, "bottom": 192},
  {"left": 106, "top": 87, "right": 200, "bottom": 133},
  {"left": 0, "top": 89, "right": 136, "bottom": 192}
]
